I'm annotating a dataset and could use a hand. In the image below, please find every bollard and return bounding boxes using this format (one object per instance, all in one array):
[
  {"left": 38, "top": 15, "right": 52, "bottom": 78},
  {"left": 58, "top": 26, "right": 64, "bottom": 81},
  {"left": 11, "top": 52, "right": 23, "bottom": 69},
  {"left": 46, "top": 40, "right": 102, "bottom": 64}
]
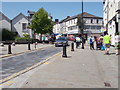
[
  {"left": 71, "top": 42, "right": 74, "bottom": 51},
  {"left": 62, "top": 43, "right": 67, "bottom": 58},
  {"left": 1, "top": 43, "right": 3, "bottom": 46},
  {"left": 8, "top": 44, "right": 12, "bottom": 54},
  {"left": 28, "top": 41, "right": 31, "bottom": 50},
  {"left": 12, "top": 42, "right": 15, "bottom": 46}
]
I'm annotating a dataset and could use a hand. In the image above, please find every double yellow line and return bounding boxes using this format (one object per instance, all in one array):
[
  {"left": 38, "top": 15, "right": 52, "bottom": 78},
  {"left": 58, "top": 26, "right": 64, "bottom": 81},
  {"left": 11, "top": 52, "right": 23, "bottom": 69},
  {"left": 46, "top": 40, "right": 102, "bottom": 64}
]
[{"left": 0, "top": 51, "right": 62, "bottom": 85}]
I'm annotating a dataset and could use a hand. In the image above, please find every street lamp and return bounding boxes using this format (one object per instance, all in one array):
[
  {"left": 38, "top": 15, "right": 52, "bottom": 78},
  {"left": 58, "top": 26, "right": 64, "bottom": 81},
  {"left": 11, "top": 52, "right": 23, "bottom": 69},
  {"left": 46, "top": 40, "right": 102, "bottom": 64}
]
[{"left": 81, "top": 0, "right": 84, "bottom": 49}]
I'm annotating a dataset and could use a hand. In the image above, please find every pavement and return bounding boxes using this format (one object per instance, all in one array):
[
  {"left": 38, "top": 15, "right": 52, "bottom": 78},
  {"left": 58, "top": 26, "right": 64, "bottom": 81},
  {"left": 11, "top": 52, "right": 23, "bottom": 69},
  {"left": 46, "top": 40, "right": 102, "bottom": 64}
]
[
  {"left": 0, "top": 43, "right": 118, "bottom": 88},
  {"left": 0, "top": 43, "right": 53, "bottom": 58}
]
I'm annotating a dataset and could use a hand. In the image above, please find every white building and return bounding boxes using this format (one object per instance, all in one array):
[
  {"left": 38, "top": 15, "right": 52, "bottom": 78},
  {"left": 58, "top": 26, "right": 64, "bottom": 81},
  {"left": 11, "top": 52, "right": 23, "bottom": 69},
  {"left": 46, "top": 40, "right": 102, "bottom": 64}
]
[
  {"left": 103, "top": 0, "right": 120, "bottom": 45},
  {"left": 0, "top": 12, "right": 11, "bottom": 31},
  {"left": 53, "top": 12, "right": 103, "bottom": 37},
  {"left": 12, "top": 13, "right": 32, "bottom": 38}
]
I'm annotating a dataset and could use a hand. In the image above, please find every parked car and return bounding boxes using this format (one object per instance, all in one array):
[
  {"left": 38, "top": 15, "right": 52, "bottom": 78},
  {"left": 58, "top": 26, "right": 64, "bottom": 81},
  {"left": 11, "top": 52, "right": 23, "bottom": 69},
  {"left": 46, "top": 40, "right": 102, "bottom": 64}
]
[{"left": 54, "top": 37, "right": 68, "bottom": 47}]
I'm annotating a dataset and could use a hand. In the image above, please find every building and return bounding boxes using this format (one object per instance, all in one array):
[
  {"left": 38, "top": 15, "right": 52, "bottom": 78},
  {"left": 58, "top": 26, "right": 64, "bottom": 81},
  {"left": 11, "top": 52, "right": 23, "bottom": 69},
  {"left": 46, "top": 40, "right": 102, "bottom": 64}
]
[
  {"left": 12, "top": 13, "right": 32, "bottom": 37},
  {"left": 53, "top": 12, "right": 103, "bottom": 37},
  {"left": 0, "top": 12, "right": 11, "bottom": 31},
  {"left": 103, "top": 0, "right": 120, "bottom": 45}
]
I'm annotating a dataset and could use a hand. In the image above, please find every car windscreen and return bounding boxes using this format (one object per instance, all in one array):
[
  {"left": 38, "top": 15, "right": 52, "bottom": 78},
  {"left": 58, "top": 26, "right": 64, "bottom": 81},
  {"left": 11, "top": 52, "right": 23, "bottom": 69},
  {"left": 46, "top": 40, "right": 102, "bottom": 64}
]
[{"left": 57, "top": 37, "right": 66, "bottom": 40}]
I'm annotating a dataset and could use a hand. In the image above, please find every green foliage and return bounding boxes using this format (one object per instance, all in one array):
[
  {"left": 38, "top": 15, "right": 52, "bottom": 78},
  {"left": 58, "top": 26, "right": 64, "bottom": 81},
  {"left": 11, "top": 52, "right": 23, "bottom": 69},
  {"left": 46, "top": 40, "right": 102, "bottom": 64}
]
[
  {"left": 30, "top": 8, "right": 53, "bottom": 35},
  {"left": 15, "top": 36, "right": 33, "bottom": 41},
  {"left": 23, "top": 34, "right": 30, "bottom": 38},
  {"left": 0, "top": 28, "right": 17, "bottom": 41}
]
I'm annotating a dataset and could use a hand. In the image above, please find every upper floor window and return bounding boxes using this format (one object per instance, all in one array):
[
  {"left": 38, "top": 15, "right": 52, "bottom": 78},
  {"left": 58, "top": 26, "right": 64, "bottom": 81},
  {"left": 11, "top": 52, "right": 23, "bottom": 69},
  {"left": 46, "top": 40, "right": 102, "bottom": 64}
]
[
  {"left": 91, "top": 19, "right": 93, "bottom": 23},
  {"left": 22, "top": 23, "right": 27, "bottom": 30},
  {"left": 96, "top": 19, "right": 99, "bottom": 24},
  {"left": 74, "top": 19, "right": 76, "bottom": 24}
]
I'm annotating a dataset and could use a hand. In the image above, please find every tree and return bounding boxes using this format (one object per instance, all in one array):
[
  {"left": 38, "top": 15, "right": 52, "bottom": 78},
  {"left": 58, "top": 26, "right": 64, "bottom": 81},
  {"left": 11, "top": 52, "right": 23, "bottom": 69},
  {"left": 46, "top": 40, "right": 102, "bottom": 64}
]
[
  {"left": 30, "top": 8, "right": 53, "bottom": 40},
  {"left": 0, "top": 29, "right": 17, "bottom": 41}
]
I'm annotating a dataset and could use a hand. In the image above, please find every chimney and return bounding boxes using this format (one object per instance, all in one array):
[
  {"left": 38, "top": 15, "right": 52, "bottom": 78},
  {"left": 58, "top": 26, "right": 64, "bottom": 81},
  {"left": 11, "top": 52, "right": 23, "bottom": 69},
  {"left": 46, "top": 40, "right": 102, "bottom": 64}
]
[
  {"left": 67, "top": 16, "right": 70, "bottom": 18},
  {"left": 55, "top": 19, "right": 59, "bottom": 23}
]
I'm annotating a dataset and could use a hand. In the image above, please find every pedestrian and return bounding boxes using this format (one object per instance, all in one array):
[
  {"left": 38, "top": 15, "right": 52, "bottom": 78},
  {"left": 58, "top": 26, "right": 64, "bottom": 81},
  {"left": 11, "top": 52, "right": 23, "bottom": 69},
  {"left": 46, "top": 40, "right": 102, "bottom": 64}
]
[
  {"left": 99, "top": 35, "right": 104, "bottom": 50},
  {"left": 115, "top": 32, "right": 120, "bottom": 55},
  {"left": 103, "top": 33, "right": 111, "bottom": 55},
  {"left": 95, "top": 37, "right": 100, "bottom": 50},
  {"left": 42, "top": 36, "right": 45, "bottom": 43},
  {"left": 89, "top": 36, "right": 94, "bottom": 50},
  {"left": 75, "top": 35, "right": 81, "bottom": 48}
]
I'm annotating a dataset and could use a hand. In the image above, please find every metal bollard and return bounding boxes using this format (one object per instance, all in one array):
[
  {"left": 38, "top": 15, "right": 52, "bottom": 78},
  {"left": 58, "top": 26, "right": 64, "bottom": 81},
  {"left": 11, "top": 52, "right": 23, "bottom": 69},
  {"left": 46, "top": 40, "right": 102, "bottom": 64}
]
[
  {"left": 71, "top": 42, "right": 74, "bottom": 51},
  {"left": 1, "top": 43, "right": 4, "bottom": 47},
  {"left": 8, "top": 44, "right": 12, "bottom": 54},
  {"left": 28, "top": 41, "right": 31, "bottom": 50},
  {"left": 62, "top": 44, "right": 67, "bottom": 58},
  {"left": 12, "top": 42, "right": 15, "bottom": 46}
]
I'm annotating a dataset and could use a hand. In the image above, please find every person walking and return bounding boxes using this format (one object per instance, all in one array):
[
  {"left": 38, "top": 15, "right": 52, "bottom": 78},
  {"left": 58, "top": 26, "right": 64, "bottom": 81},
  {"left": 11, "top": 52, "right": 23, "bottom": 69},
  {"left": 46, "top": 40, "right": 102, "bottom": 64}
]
[
  {"left": 89, "top": 36, "right": 94, "bottom": 50},
  {"left": 99, "top": 35, "right": 104, "bottom": 50},
  {"left": 75, "top": 35, "right": 81, "bottom": 48},
  {"left": 103, "top": 33, "right": 111, "bottom": 55},
  {"left": 115, "top": 32, "right": 120, "bottom": 55}
]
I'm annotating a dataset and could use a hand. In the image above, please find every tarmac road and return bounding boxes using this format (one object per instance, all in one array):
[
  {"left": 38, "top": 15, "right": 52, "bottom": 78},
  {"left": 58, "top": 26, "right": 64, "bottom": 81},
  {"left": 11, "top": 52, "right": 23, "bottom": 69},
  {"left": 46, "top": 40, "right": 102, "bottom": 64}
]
[{"left": 1, "top": 46, "right": 62, "bottom": 79}]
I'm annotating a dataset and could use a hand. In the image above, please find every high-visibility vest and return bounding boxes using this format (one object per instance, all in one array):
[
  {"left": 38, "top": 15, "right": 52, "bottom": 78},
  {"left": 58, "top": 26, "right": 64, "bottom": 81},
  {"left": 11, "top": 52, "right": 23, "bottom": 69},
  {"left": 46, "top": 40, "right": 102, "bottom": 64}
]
[{"left": 103, "top": 35, "right": 110, "bottom": 44}]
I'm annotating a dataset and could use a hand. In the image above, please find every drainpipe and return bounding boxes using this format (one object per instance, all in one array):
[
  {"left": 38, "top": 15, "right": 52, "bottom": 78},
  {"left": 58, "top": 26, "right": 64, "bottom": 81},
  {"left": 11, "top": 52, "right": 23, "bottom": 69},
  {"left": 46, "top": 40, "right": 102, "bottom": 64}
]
[{"left": 10, "top": 20, "right": 12, "bottom": 31}]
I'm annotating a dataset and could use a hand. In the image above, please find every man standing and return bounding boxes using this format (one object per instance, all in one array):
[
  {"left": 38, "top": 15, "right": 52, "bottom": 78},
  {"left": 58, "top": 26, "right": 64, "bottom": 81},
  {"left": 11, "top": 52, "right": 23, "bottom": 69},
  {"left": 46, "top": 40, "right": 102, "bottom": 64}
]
[
  {"left": 103, "top": 33, "right": 111, "bottom": 55},
  {"left": 89, "top": 36, "right": 94, "bottom": 50}
]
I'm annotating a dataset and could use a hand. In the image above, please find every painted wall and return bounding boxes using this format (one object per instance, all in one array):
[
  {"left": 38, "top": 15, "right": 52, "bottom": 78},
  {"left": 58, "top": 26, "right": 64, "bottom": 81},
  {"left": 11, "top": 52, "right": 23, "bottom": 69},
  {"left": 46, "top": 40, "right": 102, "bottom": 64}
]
[
  {"left": 12, "top": 15, "right": 32, "bottom": 37},
  {"left": 0, "top": 13, "right": 11, "bottom": 31}
]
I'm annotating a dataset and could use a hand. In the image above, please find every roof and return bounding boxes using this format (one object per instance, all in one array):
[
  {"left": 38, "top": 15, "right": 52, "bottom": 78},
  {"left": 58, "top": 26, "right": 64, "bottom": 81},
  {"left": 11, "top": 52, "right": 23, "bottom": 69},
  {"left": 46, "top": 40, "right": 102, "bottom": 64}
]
[
  {"left": 0, "top": 12, "right": 11, "bottom": 22},
  {"left": 59, "top": 12, "right": 103, "bottom": 23},
  {"left": 12, "top": 13, "right": 28, "bottom": 21}
]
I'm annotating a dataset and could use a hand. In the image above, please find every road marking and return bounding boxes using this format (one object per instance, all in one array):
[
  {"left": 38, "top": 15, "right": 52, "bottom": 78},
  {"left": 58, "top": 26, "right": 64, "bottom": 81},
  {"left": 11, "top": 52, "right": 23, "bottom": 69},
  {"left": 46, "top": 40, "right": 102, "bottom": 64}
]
[
  {"left": 0, "top": 51, "right": 62, "bottom": 85},
  {"left": 44, "top": 62, "right": 49, "bottom": 64},
  {"left": 0, "top": 81, "right": 14, "bottom": 86}
]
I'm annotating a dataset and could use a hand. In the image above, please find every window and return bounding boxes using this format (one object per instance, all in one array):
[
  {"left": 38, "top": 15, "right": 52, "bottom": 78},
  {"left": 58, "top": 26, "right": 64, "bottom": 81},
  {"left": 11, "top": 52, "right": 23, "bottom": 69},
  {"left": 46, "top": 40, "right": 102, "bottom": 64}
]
[
  {"left": 96, "top": 26, "right": 101, "bottom": 29},
  {"left": 68, "top": 26, "right": 77, "bottom": 30},
  {"left": 91, "top": 26, "right": 96, "bottom": 29},
  {"left": 74, "top": 19, "right": 76, "bottom": 24},
  {"left": 91, "top": 19, "right": 93, "bottom": 23},
  {"left": 85, "top": 25, "right": 90, "bottom": 29},
  {"left": 96, "top": 19, "right": 99, "bottom": 24},
  {"left": 22, "top": 23, "right": 27, "bottom": 30}
]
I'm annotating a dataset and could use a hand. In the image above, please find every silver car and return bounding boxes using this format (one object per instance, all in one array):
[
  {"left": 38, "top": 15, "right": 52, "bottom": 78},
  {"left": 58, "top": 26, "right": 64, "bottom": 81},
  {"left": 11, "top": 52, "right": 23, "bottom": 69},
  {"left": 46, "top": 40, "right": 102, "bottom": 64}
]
[{"left": 54, "top": 37, "right": 68, "bottom": 47}]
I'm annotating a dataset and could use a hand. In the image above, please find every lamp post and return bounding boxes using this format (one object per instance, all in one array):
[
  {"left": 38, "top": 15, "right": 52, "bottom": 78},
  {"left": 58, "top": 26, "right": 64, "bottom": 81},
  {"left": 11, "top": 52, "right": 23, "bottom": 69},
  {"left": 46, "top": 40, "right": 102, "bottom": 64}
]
[{"left": 81, "top": 0, "right": 84, "bottom": 49}]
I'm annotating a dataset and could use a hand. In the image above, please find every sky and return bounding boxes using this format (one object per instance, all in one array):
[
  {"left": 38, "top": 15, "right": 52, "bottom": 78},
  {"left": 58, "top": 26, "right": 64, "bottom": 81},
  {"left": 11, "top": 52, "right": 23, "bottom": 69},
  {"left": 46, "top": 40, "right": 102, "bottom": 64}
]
[{"left": 1, "top": 2, "right": 103, "bottom": 21}]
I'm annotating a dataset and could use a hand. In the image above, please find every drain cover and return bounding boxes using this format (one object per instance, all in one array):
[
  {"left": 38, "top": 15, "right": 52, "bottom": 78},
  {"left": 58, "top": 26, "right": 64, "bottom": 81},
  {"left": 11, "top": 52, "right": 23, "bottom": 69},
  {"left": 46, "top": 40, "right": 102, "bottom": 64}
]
[{"left": 104, "top": 82, "right": 111, "bottom": 87}]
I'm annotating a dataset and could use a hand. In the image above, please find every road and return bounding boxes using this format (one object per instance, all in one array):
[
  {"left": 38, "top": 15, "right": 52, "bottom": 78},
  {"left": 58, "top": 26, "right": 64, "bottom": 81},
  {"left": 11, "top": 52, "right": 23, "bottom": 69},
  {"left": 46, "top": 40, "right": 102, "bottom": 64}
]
[{"left": 1, "top": 46, "right": 62, "bottom": 79}]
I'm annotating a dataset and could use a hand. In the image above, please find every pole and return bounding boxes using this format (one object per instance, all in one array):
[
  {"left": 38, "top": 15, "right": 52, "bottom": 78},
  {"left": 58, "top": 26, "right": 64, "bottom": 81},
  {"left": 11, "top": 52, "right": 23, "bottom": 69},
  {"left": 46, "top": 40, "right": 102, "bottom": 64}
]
[
  {"left": 8, "top": 44, "right": 12, "bottom": 54},
  {"left": 81, "top": 0, "right": 84, "bottom": 49}
]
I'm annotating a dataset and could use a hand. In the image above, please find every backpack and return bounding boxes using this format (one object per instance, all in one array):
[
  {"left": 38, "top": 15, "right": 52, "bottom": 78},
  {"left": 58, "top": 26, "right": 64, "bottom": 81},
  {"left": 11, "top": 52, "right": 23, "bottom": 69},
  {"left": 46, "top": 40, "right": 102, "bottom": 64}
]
[{"left": 101, "top": 45, "right": 105, "bottom": 50}]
